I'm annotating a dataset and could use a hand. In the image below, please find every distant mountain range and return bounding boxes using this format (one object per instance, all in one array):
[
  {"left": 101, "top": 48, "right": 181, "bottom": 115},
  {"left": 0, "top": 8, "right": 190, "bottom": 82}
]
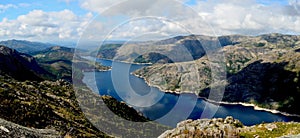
[
  {"left": 95, "top": 33, "right": 300, "bottom": 64},
  {"left": 0, "top": 39, "right": 55, "bottom": 54}
]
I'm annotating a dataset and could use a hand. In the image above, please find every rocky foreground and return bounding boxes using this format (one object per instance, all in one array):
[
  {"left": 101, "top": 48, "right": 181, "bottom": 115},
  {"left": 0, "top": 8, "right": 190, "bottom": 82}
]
[
  {"left": 159, "top": 116, "right": 300, "bottom": 138},
  {"left": 0, "top": 73, "right": 170, "bottom": 137},
  {"left": 0, "top": 117, "right": 59, "bottom": 138}
]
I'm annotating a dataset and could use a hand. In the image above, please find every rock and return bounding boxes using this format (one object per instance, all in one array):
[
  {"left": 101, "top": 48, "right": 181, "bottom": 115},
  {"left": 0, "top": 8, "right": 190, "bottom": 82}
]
[
  {"left": 159, "top": 117, "right": 300, "bottom": 138},
  {"left": 0, "top": 126, "right": 9, "bottom": 133},
  {"left": 158, "top": 116, "right": 242, "bottom": 138},
  {"left": 0, "top": 118, "right": 59, "bottom": 138},
  {"left": 265, "top": 123, "right": 277, "bottom": 131},
  {"left": 280, "top": 134, "right": 300, "bottom": 138}
]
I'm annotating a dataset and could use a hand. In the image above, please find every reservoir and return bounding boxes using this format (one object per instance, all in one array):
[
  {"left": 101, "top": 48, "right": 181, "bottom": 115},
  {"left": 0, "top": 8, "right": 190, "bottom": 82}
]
[{"left": 83, "top": 58, "right": 300, "bottom": 127}]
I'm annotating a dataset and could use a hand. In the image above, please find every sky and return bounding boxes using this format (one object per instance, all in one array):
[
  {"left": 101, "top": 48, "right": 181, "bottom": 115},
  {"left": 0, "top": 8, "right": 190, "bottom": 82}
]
[{"left": 0, "top": 0, "right": 300, "bottom": 43}]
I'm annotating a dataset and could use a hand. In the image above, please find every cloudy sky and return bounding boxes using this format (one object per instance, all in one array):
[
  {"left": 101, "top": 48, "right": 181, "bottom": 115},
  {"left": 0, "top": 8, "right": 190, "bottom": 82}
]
[{"left": 0, "top": 0, "right": 299, "bottom": 42}]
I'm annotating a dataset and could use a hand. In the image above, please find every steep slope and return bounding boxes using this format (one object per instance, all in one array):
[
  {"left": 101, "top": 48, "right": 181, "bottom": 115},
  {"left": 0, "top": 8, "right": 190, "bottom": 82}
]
[
  {"left": 0, "top": 74, "right": 107, "bottom": 137},
  {"left": 0, "top": 46, "right": 54, "bottom": 81},
  {"left": 0, "top": 39, "right": 54, "bottom": 54},
  {"left": 0, "top": 74, "right": 169, "bottom": 137}
]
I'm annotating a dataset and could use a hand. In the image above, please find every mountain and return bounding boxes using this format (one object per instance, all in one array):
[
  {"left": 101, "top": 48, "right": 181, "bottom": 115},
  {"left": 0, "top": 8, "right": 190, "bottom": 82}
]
[
  {"left": 0, "top": 39, "right": 55, "bottom": 54},
  {"left": 95, "top": 36, "right": 207, "bottom": 63},
  {"left": 95, "top": 33, "right": 300, "bottom": 64},
  {"left": 0, "top": 47, "right": 168, "bottom": 137},
  {"left": 159, "top": 116, "right": 300, "bottom": 138},
  {"left": 33, "top": 46, "right": 110, "bottom": 82},
  {"left": 0, "top": 45, "right": 54, "bottom": 81},
  {"left": 133, "top": 33, "right": 300, "bottom": 115}
]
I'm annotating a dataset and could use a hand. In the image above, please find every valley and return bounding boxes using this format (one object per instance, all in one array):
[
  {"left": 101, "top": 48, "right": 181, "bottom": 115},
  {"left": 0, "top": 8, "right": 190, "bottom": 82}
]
[{"left": 1, "top": 33, "right": 300, "bottom": 137}]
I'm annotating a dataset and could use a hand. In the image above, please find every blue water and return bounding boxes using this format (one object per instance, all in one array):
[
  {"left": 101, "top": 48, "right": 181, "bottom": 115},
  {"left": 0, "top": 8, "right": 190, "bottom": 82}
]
[{"left": 83, "top": 59, "right": 300, "bottom": 127}]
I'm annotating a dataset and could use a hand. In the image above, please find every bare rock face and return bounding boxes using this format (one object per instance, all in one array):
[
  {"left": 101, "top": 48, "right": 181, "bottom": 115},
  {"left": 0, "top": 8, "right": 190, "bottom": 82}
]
[
  {"left": 158, "top": 116, "right": 243, "bottom": 138},
  {"left": 0, "top": 118, "right": 59, "bottom": 138}
]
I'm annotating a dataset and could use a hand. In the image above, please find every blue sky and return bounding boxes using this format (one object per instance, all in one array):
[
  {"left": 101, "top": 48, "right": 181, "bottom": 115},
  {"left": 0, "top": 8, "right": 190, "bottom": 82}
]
[
  {"left": 0, "top": 0, "right": 87, "bottom": 20},
  {"left": 0, "top": 0, "right": 299, "bottom": 42}
]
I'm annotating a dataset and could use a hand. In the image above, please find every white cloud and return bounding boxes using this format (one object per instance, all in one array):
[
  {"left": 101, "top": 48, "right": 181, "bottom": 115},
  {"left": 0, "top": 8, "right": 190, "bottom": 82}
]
[
  {"left": 2, "top": 0, "right": 300, "bottom": 42},
  {"left": 0, "top": 4, "right": 17, "bottom": 13},
  {"left": 0, "top": 9, "right": 94, "bottom": 41},
  {"left": 78, "top": 0, "right": 300, "bottom": 39},
  {"left": 192, "top": 0, "right": 300, "bottom": 35}
]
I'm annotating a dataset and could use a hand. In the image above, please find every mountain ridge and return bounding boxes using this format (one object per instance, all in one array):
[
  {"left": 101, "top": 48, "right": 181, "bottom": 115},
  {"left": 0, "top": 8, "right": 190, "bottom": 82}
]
[
  {"left": 95, "top": 33, "right": 300, "bottom": 64},
  {"left": 0, "top": 39, "right": 55, "bottom": 54}
]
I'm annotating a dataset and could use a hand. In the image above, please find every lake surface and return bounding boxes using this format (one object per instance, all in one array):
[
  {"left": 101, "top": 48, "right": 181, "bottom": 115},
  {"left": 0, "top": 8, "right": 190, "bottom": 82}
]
[{"left": 83, "top": 58, "right": 300, "bottom": 127}]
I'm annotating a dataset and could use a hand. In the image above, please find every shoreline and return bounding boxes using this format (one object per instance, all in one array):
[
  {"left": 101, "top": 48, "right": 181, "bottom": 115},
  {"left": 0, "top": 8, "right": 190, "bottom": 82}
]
[
  {"left": 97, "top": 57, "right": 153, "bottom": 65},
  {"left": 87, "top": 57, "right": 300, "bottom": 119},
  {"left": 132, "top": 73, "right": 300, "bottom": 118},
  {"left": 81, "top": 68, "right": 112, "bottom": 72}
]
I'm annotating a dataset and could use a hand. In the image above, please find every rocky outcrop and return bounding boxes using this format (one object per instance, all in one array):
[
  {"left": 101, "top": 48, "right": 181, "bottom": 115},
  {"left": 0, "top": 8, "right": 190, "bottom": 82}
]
[
  {"left": 159, "top": 116, "right": 243, "bottom": 138},
  {"left": 0, "top": 118, "right": 59, "bottom": 138},
  {"left": 159, "top": 117, "right": 300, "bottom": 138}
]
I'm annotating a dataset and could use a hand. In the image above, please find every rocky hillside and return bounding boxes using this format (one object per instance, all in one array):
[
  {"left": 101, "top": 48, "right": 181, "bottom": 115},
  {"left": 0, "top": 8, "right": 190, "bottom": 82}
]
[
  {"left": 0, "top": 39, "right": 54, "bottom": 54},
  {"left": 159, "top": 116, "right": 300, "bottom": 138},
  {"left": 96, "top": 33, "right": 300, "bottom": 64},
  {"left": 133, "top": 33, "right": 300, "bottom": 115},
  {"left": 0, "top": 73, "right": 170, "bottom": 137},
  {"left": 0, "top": 74, "right": 108, "bottom": 137},
  {"left": 0, "top": 45, "right": 54, "bottom": 81}
]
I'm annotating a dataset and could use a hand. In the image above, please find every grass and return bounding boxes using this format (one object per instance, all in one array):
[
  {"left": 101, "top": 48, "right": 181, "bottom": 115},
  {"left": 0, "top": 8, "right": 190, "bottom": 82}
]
[{"left": 240, "top": 122, "right": 300, "bottom": 138}]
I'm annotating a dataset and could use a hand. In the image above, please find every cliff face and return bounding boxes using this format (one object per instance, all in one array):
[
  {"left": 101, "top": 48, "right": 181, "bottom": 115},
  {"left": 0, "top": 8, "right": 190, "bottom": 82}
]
[
  {"left": 159, "top": 116, "right": 300, "bottom": 138},
  {"left": 133, "top": 34, "right": 300, "bottom": 115}
]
